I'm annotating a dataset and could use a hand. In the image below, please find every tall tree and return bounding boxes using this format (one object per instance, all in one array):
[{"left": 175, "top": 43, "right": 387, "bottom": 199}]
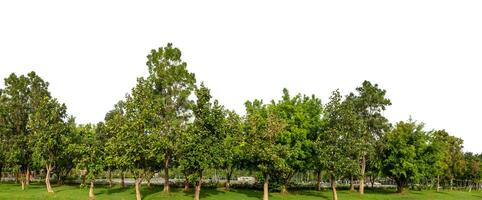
[
  {"left": 71, "top": 124, "right": 105, "bottom": 200},
  {"left": 271, "top": 89, "right": 323, "bottom": 193},
  {"left": 445, "top": 135, "right": 464, "bottom": 190},
  {"left": 29, "top": 97, "right": 68, "bottom": 193},
  {"left": 104, "top": 101, "right": 130, "bottom": 188},
  {"left": 179, "top": 84, "right": 225, "bottom": 200},
  {"left": 0, "top": 73, "right": 32, "bottom": 189},
  {"left": 349, "top": 80, "right": 391, "bottom": 194},
  {"left": 319, "top": 90, "right": 361, "bottom": 200},
  {"left": 244, "top": 100, "right": 288, "bottom": 200},
  {"left": 124, "top": 77, "right": 157, "bottom": 200},
  {"left": 427, "top": 130, "right": 450, "bottom": 191},
  {"left": 218, "top": 110, "right": 243, "bottom": 191},
  {"left": 144, "top": 43, "right": 196, "bottom": 193}
]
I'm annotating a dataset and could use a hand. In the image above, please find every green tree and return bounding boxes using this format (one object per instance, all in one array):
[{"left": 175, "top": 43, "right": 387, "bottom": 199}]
[
  {"left": 381, "top": 119, "right": 428, "bottom": 193},
  {"left": 349, "top": 80, "right": 391, "bottom": 194},
  {"left": 427, "top": 130, "right": 450, "bottom": 191},
  {"left": 445, "top": 135, "right": 464, "bottom": 190},
  {"left": 244, "top": 99, "right": 288, "bottom": 200},
  {"left": 179, "top": 84, "right": 225, "bottom": 200},
  {"left": 144, "top": 43, "right": 196, "bottom": 193},
  {"left": 319, "top": 90, "right": 361, "bottom": 200},
  {"left": 463, "top": 152, "right": 481, "bottom": 192},
  {"left": 29, "top": 97, "right": 68, "bottom": 193},
  {"left": 218, "top": 110, "right": 243, "bottom": 191},
  {"left": 0, "top": 73, "right": 33, "bottom": 189},
  {"left": 71, "top": 124, "right": 105, "bottom": 200},
  {"left": 104, "top": 100, "right": 129, "bottom": 188},
  {"left": 124, "top": 77, "right": 157, "bottom": 200},
  {"left": 271, "top": 89, "right": 323, "bottom": 193}
]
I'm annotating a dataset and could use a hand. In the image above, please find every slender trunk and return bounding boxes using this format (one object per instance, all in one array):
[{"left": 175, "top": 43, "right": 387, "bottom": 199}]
[
  {"left": 135, "top": 177, "right": 142, "bottom": 200},
  {"left": 316, "top": 170, "right": 321, "bottom": 191},
  {"left": 184, "top": 176, "right": 190, "bottom": 191},
  {"left": 107, "top": 169, "right": 112, "bottom": 188},
  {"left": 281, "top": 172, "right": 293, "bottom": 194},
  {"left": 163, "top": 155, "right": 170, "bottom": 193},
  {"left": 225, "top": 170, "right": 232, "bottom": 191},
  {"left": 26, "top": 167, "right": 30, "bottom": 185},
  {"left": 194, "top": 174, "right": 202, "bottom": 200},
  {"left": 359, "top": 155, "right": 365, "bottom": 194},
  {"left": 21, "top": 178, "right": 25, "bottom": 190},
  {"left": 450, "top": 178, "right": 454, "bottom": 190},
  {"left": 147, "top": 176, "right": 152, "bottom": 189},
  {"left": 46, "top": 164, "right": 54, "bottom": 193},
  {"left": 396, "top": 179, "right": 404, "bottom": 193},
  {"left": 263, "top": 173, "right": 269, "bottom": 200},
  {"left": 436, "top": 175, "right": 440, "bottom": 192},
  {"left": 349, "top": 175, "right": 355, "bottom": 191},
  {"left": 88, "top": 179, "right": 95, "bottom": 199},
  {"left": 81, "top": 172, "right": 86, "bottom": 186},
  {"left": 57, "top": 172, "right": 62, "bottom": 186},
  {"left": 120, "top": 171, "right": 125, "bottom": 188},
  {"left": 330, "top": 175, "right": 338, "bottom": 200}
]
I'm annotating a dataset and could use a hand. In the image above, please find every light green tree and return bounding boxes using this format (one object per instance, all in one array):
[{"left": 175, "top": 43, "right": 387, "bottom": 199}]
[
  {"left": 381, "top": 119, "right": 428, "bottom": 193},
  {"left": 144, "top": 43, "right": 196, "bottom": 193},
  {"left": 319, "top": 90, "right": 361, "bottom": 200},
  {"left": 348, "top": 80, "right": 391, "bottom": 194},
  {"left": 244, "top": 99, "right": 288, "bottom": 200}
]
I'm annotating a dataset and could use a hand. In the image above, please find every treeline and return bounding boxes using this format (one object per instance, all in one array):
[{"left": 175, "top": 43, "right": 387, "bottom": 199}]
[{"left": 0, "top": 44, "right": 481, "bottom": 200}]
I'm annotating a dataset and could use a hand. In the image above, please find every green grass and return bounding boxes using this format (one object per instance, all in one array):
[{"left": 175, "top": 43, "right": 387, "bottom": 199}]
[{"left": 1, "top": 183, "right": 481, "bottom": 200}]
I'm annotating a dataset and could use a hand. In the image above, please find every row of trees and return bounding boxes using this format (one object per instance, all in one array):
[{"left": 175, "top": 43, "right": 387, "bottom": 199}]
[{"left": 1, "top": 44, "right": 481, "bottom": 200}]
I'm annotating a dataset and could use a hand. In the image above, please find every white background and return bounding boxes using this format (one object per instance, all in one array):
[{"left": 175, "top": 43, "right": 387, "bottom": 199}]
[{"left": 1, "top": 1, "right": 481, "bottom": 153}]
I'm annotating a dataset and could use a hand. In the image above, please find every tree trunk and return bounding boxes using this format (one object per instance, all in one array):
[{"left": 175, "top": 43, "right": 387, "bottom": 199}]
[
  {"left": 349, "top": 175, "right": 355, "bottom": 191},
  {"left": 316, "top": 170, "right": 321, "bottom": 191},
  {"left": 225, "top": 177, "right": 231, "bottom": 191},
  {"left": 107, "top": 168, "right": 112, "bottom": 188},
  {"left": 359, "top": 155, "right": 365, "bottom": 194},
  {"left": 396, "top": 179, "right": 404, "bottom": 193},
  {"left": 88, "top": 179, "right": 95, "bottom": 200},
  {"left": 330, "top": 175, "right": 338, "bottom": 200},
  {"left": 121, "top": 171, "right": 126, "bottom": 188},
  {"left": 147, "top": 176, "right": 152, "bottom": 189},
  {"left": 163, "top": 155, "right": 170, "bottom": 193},
  {"left": 194, "top": 174, "right": 202, "bottom": 200},
  {"left": 370, "top": 175, "right": 375, "bottom": 188},
  {"left": 57, "top": 172, "right": 62, "bottom": 186},
  {"left": 46, "top": 164, "right": 54, "bottom": 193},
  {"left": 81, "top": 172, "right": 86, "bottom": 186},
  {"left": 135, "top": 177, "right": 142, "bottom": 200},
  {"left": 281, "top": 172, "right": 293, "bottom": 194},
  {"left": 225, "top": 169, "right": 232, "bottom": 191},
  {"left": 21, "top": 178, "right": 25, "bottom": 190},
  {"left": 26, "top": 167, "right": 30, "bottom": 185},
  {"left": 184, "top": 176, "right": 190, "bottom": 191},
  {"left": 450, "top": 178, "right": 454, "bottom": 190},
  {"left": 263, "top": 173, "right": 269, "bottom": 200},
  {"left": 436, "top": 175, "right": 440, "bottom": 192}
]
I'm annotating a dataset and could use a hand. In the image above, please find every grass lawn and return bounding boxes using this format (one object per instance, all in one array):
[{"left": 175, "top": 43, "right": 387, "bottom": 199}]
[{"left": 1, "top": 183, "right": 481, "bottom": 200}]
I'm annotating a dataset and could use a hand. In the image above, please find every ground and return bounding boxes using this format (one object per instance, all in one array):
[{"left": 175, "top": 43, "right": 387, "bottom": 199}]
[{"left": 1, "top": 183, "right": 481, "bottom": 200}]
